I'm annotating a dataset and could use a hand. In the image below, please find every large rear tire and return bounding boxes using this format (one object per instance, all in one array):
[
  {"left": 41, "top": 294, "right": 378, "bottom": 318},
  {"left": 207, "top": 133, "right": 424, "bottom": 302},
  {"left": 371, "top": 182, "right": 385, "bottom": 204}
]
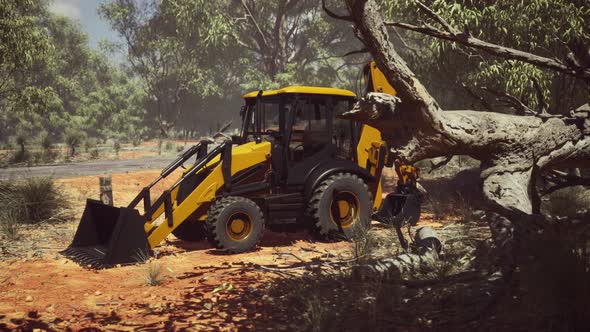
[
  {"left": 206, "top": 196, "right": 264, "bottom": 253},
  {"left": 307, "top": 173, "right": 372, "bottom": 240}
]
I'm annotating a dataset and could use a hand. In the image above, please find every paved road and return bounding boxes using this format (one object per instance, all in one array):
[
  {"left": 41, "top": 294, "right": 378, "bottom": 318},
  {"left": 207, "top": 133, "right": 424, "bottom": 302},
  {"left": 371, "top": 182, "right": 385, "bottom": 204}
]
[{"left": 0, "top": 157, "right": 174, "bottom": 180}]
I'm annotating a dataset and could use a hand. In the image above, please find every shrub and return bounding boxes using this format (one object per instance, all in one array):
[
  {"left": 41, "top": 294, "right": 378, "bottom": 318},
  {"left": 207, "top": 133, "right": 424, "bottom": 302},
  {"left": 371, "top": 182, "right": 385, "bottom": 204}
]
[
  {"left": 39, "top": 132, "right": 53, "bottom": 151},
  {"left": 2, "top": 141, "right": 14, "bottom": 150},
  {"left": 37, "top": 132, "right": 58, "bottom": 163},
  {"left": 10, "top": 149, "right": 31, "bottom": 164},
  {"left": 113, "top": 140, "right": 121, "bottom": 156},
  {"left": 164, "top": 141, "right": 175, "bottom": 152},
  {"left": 420, "top": 169, "right": 484, "bottom": 221},
  {"left": 350, "top": 226, "right": 379, "bottom": 264},
  {"left": 0, "top": 177, "right": 66, "bottom": 225},
  {"left": 15, "top": 133, "right": 27, "bottom": 154},
  {"left": 144, "top": 258, "right": 164, "bottom": 286},
  {"left": 64, "top": 129, "right": 85, "bottom": 157},
  {"left": 131, "top": 137, "right": 142, "bottom": 147},
  {"left": 89, "top": 148, "right": 100, "bottom": 159},
  {"left": 0, "top": 208, "right": 20, "bottom": 240},
  {"left": 135, "top": 250, "right": 165, "bottom": 286},
  {"left": 84, "top": 137, "right": 97, "bottom": 153}
]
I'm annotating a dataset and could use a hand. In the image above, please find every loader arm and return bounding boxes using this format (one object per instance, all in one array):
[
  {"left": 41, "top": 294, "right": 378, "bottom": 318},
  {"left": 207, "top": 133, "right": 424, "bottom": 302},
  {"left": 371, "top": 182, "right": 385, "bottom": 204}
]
[
  {"left": 63, "top": 139, "right": 271, "bottom": 267},
  {"left": 364, "top": 61, "right": 422, "bottom": 231},
  {"left": 145, "top": 141, "right": 271, "bottom": 248}
]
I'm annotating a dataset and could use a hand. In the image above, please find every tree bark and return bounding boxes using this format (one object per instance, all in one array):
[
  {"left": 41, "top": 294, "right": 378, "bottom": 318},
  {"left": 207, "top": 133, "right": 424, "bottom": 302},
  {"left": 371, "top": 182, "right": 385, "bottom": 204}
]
[{"left": 342, "top": 0, "right": 590, "bottom": 222}]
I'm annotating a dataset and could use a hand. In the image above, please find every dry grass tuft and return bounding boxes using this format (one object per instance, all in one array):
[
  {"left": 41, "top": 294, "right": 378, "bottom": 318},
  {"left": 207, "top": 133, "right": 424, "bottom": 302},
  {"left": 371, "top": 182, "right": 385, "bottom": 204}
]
[
  {"left": 0, "top": 177, "right": 67, "bottom": 239},
  {"left": 135, "top": 250, "right": 166, "bottom": 286},
  {"left": 0, "top": 208, "right": 20, "bottom": 240}
]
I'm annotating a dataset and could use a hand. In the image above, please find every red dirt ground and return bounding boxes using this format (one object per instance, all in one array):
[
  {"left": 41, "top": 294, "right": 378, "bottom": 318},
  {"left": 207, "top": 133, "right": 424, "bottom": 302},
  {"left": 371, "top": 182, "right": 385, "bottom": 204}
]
[{"left": 0, "top": 168, "right": 450, "bottom": 331}]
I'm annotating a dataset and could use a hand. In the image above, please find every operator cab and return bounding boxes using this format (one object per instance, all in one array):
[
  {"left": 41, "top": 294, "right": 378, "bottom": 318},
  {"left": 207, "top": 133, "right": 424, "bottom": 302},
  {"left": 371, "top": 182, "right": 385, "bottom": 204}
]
[{"left": 240, "top": 86, "right": 359, "bottom": 167}]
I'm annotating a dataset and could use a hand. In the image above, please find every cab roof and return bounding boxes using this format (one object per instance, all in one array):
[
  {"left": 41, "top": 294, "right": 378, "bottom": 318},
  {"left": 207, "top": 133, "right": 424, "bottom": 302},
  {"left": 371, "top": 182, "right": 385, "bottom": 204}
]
[{"left": 242, "top": 86, "right": 356, "bottom": 99}]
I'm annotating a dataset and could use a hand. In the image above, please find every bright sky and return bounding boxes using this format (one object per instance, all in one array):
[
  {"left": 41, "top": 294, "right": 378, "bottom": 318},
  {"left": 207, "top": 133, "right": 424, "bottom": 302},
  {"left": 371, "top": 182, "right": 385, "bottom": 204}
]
[{"left": 48, "top": 0, "right": 123, "bottom": 51}]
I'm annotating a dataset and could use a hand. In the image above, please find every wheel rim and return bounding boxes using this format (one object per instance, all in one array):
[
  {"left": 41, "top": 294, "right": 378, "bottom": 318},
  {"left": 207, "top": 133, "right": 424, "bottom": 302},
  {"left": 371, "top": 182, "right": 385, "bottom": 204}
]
[
  {"left": 226, "top": 212, "right": 253, "bottom": 241},
  {"left": 329, "top": 191, "right": 360, "bottom": 228}
]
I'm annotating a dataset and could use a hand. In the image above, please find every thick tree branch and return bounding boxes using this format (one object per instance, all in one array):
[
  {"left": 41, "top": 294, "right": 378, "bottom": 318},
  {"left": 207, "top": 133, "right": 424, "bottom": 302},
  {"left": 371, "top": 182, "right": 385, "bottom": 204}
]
[
  {"left": 413, "top": 0, "right": 458, "bottom": 34},
  {"left": 428, "top": 155, "right": 453, "bottom": 173},
  {"left": 461, "top": 83, "right": 494, "bottom": 112},
  {"left": 322, "top": 0, "right": 352, "bottom": 21},
  {"left": 384, "top": 21, "right": 590, "bottom": 81},
  {"left": 480, "top": 86, "right": 536, "bottom": 116},
  {"left": 541, "top": 170, "right": 590, "bottom": 195},
  {"left": 240, "top": 0, "right": 270, "bottom": 49},
  {"left": 342, "top": 0, "right": 590, "bottom": 221}
]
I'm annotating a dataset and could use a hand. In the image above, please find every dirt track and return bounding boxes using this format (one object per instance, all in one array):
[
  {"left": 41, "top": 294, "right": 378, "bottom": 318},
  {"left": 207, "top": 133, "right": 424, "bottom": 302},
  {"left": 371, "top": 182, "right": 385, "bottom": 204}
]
[{"left": 0, "top": 157, "right": 173, "bottom": 180}]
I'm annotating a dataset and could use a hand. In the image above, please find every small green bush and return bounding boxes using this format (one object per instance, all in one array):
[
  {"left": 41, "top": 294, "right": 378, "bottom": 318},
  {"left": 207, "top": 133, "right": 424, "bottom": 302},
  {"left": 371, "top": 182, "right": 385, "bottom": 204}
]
[
  {"left": 157, "top": 139, "right": 163, "bottom": 155},
  {"left": 89, "top": 148, "right": 100, "bottom": 159},
  {"left": 64, "top": 129, "right": 85, "bottom": 157},
  {"left": 84, "top": 137, "right": 97, "bottom": 153},
  {"left": 164, "top": 141, "right": 175, "bottom": 152},
  {"left": 10, "top": 149, "right": 31, "bottom": 164},
  {"left": 2, "top": 141, "right": 14, "bottom": 150},
  {"left": 0, "top": 177, "right": 66, "bottom": 225},
  {"left": 15, "top": 133, "right": 27, "bottom": 153},
  {"left": 113, "top": 140, "right": 121, "bottom": 156},
  {"left": 39, "top": 132, "right": 53, "bottom": 151},
  {"left": 131, "top": 137, "right": 142, "bottom": 147}
]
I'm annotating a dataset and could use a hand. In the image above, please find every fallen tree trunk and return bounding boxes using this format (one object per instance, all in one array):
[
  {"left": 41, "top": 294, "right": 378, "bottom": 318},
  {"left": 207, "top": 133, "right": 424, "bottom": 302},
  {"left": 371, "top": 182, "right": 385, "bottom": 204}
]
[{"left": 341, "top": 0, "right": 590, "bottom": 223}]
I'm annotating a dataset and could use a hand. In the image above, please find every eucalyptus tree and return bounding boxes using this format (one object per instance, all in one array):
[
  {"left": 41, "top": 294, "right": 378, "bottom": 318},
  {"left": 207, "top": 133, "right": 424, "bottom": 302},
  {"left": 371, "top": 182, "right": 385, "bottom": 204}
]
[
  {"left": 0, "top": 0, "right": 53, "bottom": 141},
  {"left": 228, "top": 0, "right": 365, "bottom": 90},
  {"left": 324, "top": 0, "right": 590, "bottom": 245},
  {"left": 381, "top": 0, "right": 589, "bottom": 114},
  {"left": 99, "top": 0, "right": 233, "bottom": 137}
]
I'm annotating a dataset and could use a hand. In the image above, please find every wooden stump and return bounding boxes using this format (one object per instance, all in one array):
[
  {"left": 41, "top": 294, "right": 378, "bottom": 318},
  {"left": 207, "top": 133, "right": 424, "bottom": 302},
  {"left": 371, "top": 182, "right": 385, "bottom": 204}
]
[{"left": 99, "top": 176, "right": 113, "bottom": 206}]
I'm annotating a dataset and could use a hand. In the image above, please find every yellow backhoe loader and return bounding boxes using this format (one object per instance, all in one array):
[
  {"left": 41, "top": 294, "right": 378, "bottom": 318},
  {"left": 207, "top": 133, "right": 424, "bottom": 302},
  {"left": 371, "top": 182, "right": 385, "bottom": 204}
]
[{"left": 62, "top": 62, "right": 422, "bottom": 267}]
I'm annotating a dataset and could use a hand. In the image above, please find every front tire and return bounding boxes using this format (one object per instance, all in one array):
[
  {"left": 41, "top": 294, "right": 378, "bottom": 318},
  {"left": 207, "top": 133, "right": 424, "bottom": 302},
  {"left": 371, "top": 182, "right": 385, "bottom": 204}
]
[
  {"left": 307, "top": 173, "right": 372, "bottom": 240},
  {"left": 206, "top": 196, "right": 264, "bottom": 253}
]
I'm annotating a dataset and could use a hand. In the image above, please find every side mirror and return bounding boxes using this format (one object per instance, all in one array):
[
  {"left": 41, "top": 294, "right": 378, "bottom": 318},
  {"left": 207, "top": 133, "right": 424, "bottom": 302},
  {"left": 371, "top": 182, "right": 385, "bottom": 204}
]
[{"left": 239, "top": 105, "right": 246, "bottom": 118}]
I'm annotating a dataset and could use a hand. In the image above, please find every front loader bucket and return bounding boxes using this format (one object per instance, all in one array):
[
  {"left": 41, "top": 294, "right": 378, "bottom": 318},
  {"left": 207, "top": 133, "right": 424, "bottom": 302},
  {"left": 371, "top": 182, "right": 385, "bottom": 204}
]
[{"left": 61, "top": 199, "right": 149, "bottom": 268}]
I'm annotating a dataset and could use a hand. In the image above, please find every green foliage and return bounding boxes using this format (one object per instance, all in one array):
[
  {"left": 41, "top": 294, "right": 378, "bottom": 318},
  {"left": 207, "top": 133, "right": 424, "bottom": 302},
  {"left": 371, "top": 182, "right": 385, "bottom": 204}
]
[
  {"left": 164, "top": 141, "right": 175, "bottom": 152},
  {"left": 382, "top": 0, "right": 589, "bottom": 113},
  {"left": 14, "top": 133, "right": 27, "bottom": 153},
  {"left": 0, "top": 1, "right": 150, "bottom": 146},
  {"left": 113, "top": 140, "right": 121, "bottom": 155},
  {"left": 9, "top": 132, "right": 31, "bottom": 164},
  {"left": 39, "top": 131, "right": 53, "bottom": 151},
  {"left": 84, "top": 138, "right": 97, "bottom": 153},
  {"left": 99, "top": 0, "right": 364, "bottom": 136},
  {"left": 99, "top": 0, "right": 232, "bottom": 136},
  {"left": 64, "top": 129, "right": 85, "bottom": 157},
  {"left": 131, "top": 137, "right": 142, "bottom": 147}
]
